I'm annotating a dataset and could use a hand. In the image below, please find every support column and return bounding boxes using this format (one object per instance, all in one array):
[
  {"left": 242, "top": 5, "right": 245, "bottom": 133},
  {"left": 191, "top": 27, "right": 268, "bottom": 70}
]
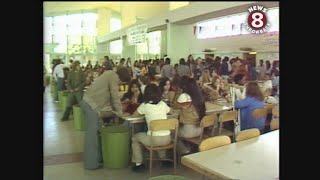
[
  {"left": 121, "top": 3, "right": 137, "bottom": 28},
  {"left": 97, "top": 8, "right": 112, "bottom": 37}
]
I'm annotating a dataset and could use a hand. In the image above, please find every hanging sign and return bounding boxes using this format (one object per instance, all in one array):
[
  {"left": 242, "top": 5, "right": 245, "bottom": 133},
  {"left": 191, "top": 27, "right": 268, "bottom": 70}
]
[{"left": 126, "top": 24, "right": 148, "bottom": 45}]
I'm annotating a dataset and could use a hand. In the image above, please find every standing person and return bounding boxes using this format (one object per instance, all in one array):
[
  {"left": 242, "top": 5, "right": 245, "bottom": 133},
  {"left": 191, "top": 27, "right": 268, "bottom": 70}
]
[
  {"left": 80, "top": 61, "right": 131, "bottom": 170},
  {"left": 161, "top": 58, "right": 175, "bottom": 80},
  {"left": 177, "top": 58, "right": 191, "bottom": 77},
  {"left": 256, "top": 59, "right": 267, "bottom": 80},
  {"left": 43, "top": 65, "right": 47, "bottom": 93},
  {"left": 61, "top": 61, "right": 86, "bottom": 121},
  {"left": 53, "top": 59, "right": 66, "bottom": 101},
  {"left": 235, "top": 81, "right": 266, "bottom": 132}
]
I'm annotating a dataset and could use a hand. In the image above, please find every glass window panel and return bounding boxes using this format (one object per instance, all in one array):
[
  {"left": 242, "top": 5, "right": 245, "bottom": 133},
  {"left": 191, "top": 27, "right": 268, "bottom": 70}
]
[
  {"left": 110, "top": 18, "right": 122, "bottom": 32},
  {"left": 67, "top": 14, "right": 82, "bottom": 36},
  {"left": 53, "top": 35, "right": 67, "bottom": 53},
  {"left": 82, "top": 13, "right": 97, "bottom": 36},
  {"left": 44, "top": 17, "right": 53, "bottom": 43},
  {"left": 136, "top": 42, "right": 148, "bottom": 54},
  {"left": 148, "top": 31, "right": 161, "bottom": 54},
  {"left": 110, "top": 40, "right": 122, "bottom": 54},
  {"left": 53, "top": 15, "right": 67, "bottom": 35}
]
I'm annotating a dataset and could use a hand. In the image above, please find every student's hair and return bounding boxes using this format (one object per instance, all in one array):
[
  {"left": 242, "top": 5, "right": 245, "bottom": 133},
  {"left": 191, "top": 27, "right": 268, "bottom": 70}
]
[
  {"left": 158, "top": 77, "right": 171, "bottom": 94},
  {"left": 144, "top": 84, "right": 161, "bottom": 104},
  {"left": 182, "top": 78, "right": 206, "bottom": 120},
  {"left": 179, "top": 75, "right": 189, "bottom": 90},
  {"left": 116, "top": 68, "right": 131, "bottom": 83},
  {"left": 165, "top": 58, "right": 171, "bottom": 64},
  {"left": 245, "top": 81, "right": 264, "bottom": 101},
  {"left": 121, "top": 79, "right": 143, "bottom": 102},
  {"left": 138, "top": 76, "right": 149, "bottom": 85},
  {"left": 233, "top": 74, "right": 245, "bottom": 85},
  {"left": 179, "top": 58, "right": 186, "bottom": 65}
]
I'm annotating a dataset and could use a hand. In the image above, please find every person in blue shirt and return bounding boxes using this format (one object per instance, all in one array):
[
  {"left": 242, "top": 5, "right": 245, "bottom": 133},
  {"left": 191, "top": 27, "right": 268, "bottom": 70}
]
[{"left": 235, "top": 81, "right": 266, "bottom": 131}]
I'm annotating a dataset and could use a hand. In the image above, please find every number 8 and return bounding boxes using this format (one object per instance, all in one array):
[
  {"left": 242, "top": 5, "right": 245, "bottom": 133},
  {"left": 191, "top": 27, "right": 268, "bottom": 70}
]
[{"left": 251, "top": 12, "right": 264, "bottom": 28}]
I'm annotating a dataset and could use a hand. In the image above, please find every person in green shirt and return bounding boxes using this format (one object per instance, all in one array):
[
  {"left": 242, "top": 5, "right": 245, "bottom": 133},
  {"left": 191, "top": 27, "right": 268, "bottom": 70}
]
[{"left": 61, "top": 61, "right": 86, "bottom": 121}]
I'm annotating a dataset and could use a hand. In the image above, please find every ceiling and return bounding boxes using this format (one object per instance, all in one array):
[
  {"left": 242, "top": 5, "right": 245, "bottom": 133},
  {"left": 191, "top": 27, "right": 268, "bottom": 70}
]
[{"left": 43, "top": 2, "right": 172, "bottom": 17}]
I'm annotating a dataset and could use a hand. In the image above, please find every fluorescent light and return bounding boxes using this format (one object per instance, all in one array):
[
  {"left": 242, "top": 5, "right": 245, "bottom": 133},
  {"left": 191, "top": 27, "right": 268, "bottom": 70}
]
[{"left": 249, "top": 51, "right": 257, "bottom": 54}]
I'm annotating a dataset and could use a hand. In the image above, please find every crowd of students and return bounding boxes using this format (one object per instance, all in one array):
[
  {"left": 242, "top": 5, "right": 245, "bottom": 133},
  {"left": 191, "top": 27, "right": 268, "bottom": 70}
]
[{"left": 47, "top": 54, "right": 279, "bottom": 172}]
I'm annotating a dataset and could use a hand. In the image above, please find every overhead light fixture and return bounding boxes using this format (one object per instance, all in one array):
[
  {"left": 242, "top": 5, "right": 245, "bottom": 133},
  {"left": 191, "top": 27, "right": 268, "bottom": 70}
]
[{"left": 249, "top": 51, "right": 257, "bottom": 54}]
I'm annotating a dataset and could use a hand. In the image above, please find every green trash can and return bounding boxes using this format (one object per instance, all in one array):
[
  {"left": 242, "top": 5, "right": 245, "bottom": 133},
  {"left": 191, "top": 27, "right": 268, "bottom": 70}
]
[
  {"left": 73, "top": 105, "right": 85, "bottom": 131},
  {"left": 149, "top": 175, "right": 190, "bottom": 180},
  {"left": 59, "top": 91, "right": 68, "bottom": 109},
  {"left": 100, "top": 126, "right": 130, "bottom": 169},
  {"left": 51, "top": 81, "right": 57, "bottom": 98}
]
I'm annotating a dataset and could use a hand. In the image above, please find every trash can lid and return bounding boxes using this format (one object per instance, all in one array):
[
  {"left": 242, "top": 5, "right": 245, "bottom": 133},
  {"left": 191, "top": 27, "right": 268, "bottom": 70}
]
[{"left": 100, "top": 125, "right": 130, "bottom": 134}]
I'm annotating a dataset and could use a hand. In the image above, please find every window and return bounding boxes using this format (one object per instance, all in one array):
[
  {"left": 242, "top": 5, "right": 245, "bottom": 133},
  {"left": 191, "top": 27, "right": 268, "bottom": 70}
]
[
  {"left": 44, "top": 12, "right": 97, "bottom": 56},
  {"left": 147, "top": 31, "right": 161, "bottom": 54},
  {"left": 110, "top": 39, "right": 123, "bottom": 54},
  {"left": 44, "top": 17, "right": 53, "bottom": 43},
  {"left": 196, "top": 7, "right": 279, "bottom": 39},
  {"left": 110, "top": 18, "right": 122, "bottom": 32}
]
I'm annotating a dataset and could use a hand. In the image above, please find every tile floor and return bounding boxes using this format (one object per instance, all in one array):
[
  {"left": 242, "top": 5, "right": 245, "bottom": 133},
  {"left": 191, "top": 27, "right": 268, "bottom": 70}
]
[{"left": 43, "top": 87, "right": 202, "bottom": 180}]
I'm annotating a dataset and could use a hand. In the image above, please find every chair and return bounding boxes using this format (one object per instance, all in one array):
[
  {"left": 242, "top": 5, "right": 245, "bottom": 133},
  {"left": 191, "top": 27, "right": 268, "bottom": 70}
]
[
  {"left": 216, "top": 111, "right": 237, "bottom": 141},
  {"left": 264, "top": 104, "right": 275, "bottom": 115},
  {"left": 252, "top": 108, "right": 267, "bottom": 119},
  {"left": 181, "top": 114, "right": 218, "bottom": 147},
  {"left": 199, "top": 135, "right": 231, "bottom": 152},
  {"left": 272, "top": 106, "right": 279, "bottom": 118},
  {"left": 143, "top": 119, "right": 179, "bottom": 175},
  {"left": 235, "top": 128, "right": 260, "bottom": 142},
  {"left": 270, "top": 118, "right": 279, "bottom": 130}
]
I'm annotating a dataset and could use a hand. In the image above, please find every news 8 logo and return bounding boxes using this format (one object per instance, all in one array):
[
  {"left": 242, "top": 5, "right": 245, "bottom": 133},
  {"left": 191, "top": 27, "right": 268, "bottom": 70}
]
[{"left": 245, "top": 5, "right": 271, "bottom": 34}]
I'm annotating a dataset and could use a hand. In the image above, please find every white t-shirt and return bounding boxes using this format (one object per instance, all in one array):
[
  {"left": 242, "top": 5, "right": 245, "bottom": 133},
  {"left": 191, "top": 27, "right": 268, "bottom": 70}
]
[{"left": 137, "top": 101, "right": 171, "bottom": 136}]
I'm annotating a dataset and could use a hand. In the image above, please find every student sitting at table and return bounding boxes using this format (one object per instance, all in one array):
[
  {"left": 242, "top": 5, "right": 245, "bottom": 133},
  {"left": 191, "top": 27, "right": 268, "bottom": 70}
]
[
  {"left": 202, "top": 76, "right": 229, "bottom": 102},
  {"left": 130, "top": 84, "right": 173, "bottom": 172},
  {"left": 158, "top": 77, "right": 176, "bottom": 106},
  {"left": 175, "top": 77, "right": 206, "bottom": 154},
  {"left": 235, "top": 81, "right": 266, "bottom": 132},
  {"left": 264, "top": 88, "right": 279, "bottom": 104},
  {"left": 121, "top": 79, "right": 144, "bottom": 115},
  {"left": 198, "top": 69, "right": 212, "bottom": 86}
]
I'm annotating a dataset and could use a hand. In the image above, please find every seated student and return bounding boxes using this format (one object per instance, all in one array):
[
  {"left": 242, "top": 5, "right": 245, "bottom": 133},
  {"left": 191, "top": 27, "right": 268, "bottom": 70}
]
[
  {"left": 202, "top": 76, "right": 228, "bottom": 102},
  {"left": 264, "top": 88, "right": 279, "bottom": 104},
  {"left": 233, "top": 74, "right": 247, "bottom": 100},
  {"left": 138, "top": 76, "right": 149, "bottom": 95},
  {"left": 158, "top": 77, "right": 176, "bottom": 106},
  {"left": 235, "top": 81, "right": 266, "bottom": 132},
  {"left": 198, "top": 69, "right": 212, "bottom": 86},
  {"left": 175, "top": 77, "right": 206, "bottom": 154},
  {"left": 130, "top": 84, "right": 172, "bottom": 172},
  {"left": 121, "top": 79, "right": 143, "bottom": 115}
]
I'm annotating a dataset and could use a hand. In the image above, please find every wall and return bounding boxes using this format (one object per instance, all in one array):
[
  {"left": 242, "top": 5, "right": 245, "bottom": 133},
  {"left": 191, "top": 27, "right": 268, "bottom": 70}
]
[
  {"left": 122, "top": 36, "right": 136, "bottom": 60},
  {"left": 166, "top": 23, "right": 279, "bottom": 63},
  {"left": 256, "top": 52, "right": 279, "bottom": 64}
]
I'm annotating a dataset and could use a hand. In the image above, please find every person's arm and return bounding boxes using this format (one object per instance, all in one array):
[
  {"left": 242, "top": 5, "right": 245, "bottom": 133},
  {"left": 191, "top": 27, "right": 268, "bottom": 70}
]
[
  {"left": 132, "top": 103, "right": 145, "bottom": 117},
  {"left": 235, "top": 97, "right": 251, "bottom": 109},
  {"left": 109, "top": 74, "right": 122, "bottom": 115},
  {"left": 66, "top": 72, "right": 73, "bottom": 91},
  {"left": 77, "top": 72, "right": 87, "bottom": 91}
]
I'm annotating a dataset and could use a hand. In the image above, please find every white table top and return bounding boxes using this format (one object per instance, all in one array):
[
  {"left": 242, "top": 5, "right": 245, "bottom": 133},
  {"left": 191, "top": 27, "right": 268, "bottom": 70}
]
[{"left": 181, "top": 130, "right": 279, "bottom": 180}]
